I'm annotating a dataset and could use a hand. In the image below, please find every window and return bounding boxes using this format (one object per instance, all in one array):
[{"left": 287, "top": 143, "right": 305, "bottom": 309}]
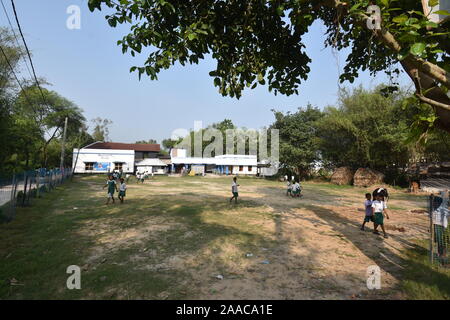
[
  {"left": 239, "top": 166, "right": 243, "bottom": 171},
  {"left": 85, "top": 162, "right": 94, "bottom": 171},
  {"left": 115, "top": 162, "right": 123, "bottom": 170},
  {"left": 248, "top": 166, "right": 252, "bottom": 172}
]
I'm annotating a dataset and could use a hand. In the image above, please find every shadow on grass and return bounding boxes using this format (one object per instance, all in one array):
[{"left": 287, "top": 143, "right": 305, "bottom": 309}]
[
  {"left": 301, "top": 204, "right": 450, "bottom": 299},
  {"left": 0, "top": 180, "right": 301, "bottom": 299}
]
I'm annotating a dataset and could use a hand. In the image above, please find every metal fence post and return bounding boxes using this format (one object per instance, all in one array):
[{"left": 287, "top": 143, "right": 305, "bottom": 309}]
[
  {"left": 430, "top": 194, "right": 435, "bottom": 265},
  {"left": 8, "top": 174, "right": 16, "bottom": 221},
  {"left": 36, "top": 170, "right": 40, "bottom": 198}
]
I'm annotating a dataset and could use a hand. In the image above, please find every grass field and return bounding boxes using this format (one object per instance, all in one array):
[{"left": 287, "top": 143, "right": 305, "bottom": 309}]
[{"left": 0, "top": 175, "right": 448, "bottom": 300}]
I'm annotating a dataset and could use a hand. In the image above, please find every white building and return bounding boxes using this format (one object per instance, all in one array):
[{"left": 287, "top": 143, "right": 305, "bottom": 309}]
[
  {"left": 169, "top": 148, "right": 258, "bottom": 175},
  {"left": 72, "top": 142, "right": 161, "bottom": 174},
  {"left": 136, "top": 158, "right": 168, "bottom": 175}
]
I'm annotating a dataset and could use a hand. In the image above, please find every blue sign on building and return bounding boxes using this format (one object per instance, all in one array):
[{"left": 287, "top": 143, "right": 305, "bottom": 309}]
[{"left": 93, "top": 162, "right": 110, "bottom": 172}]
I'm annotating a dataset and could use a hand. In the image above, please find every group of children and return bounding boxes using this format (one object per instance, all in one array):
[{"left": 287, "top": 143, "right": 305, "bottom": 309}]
[
  {"left": 286, "top": 180, "right": 302, "bottom": 198},
  {"left": 103, "top": 174, "right": 127, "bottom": 205},
  {"left": 361, "top": 188, "right": 390, "bottom": 238}
]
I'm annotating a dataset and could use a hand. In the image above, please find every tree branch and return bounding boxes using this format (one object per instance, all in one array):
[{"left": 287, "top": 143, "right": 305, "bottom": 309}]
[
  {"left": 354, "top": 12, "right": 450, "bottom": 89},
  {"left": 415, "top": 93, "right": 450, "bottom": 112}
]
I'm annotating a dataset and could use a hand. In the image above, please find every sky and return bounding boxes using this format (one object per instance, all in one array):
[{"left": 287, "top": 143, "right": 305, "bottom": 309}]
[{"left": 0, "top": 0, "right": 410, "bottom": 144}]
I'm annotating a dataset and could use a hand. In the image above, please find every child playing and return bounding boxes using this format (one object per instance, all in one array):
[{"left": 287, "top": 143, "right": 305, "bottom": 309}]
[
  {"left": 291, "top": 181, "right": 302, "bottom": 198},
  {"left": 372, "top": 194, "right": 390, "bottom": 238},
  {"left": 103, "top": 175, "right": 118, "bottom": 205},
  {"left": 361, "top": 193, "right": 373, "bottom": 231},
  {"left": 286, "top": 180, "right": 292, "bottom": 196},
  {"left": 118, "top": 178, "right": 127, "bottom": 204},
  {"left": 230, "top": 177, "right": 240, "bottom": 204}
]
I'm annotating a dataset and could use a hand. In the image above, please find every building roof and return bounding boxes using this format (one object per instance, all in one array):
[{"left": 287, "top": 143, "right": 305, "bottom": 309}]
[
  {"left": 136, "top": 158, "right": 168, "bottom": 167},
  {"left": 84, "top": 142, "right": 160, "bottom": 152},
  {"left": 171, "top": 154, "right": 257, "bottom": 166}
]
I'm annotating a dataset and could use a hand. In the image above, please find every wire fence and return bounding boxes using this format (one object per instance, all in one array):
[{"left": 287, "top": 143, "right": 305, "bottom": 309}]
[
  {"left": 429, "top": 192, "right": 450, "bottom": 267},
  {"left": 0, "top": 168, "right": 72, "bottom": 222}
]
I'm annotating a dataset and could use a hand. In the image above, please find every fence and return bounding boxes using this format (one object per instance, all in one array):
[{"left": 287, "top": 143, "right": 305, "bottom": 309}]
[
  {"left": 0, "top": 168, "right": 72, "bottom": 222},
  {"left": 429, "top": 192, "right": 450, "bottom": 266}
]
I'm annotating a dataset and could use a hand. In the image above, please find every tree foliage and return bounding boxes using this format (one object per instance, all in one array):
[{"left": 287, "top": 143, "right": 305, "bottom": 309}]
[
  {"left": 316, "top": 87, "right": 411, "bottom": 174},
  {"left": 135, "top": 139, "right": 158, "bottom": 144},
  {"left": 271, "top": 105, "right": 323, "bottom": 178},
  {"left": 0, "top": 28, "right": 92, "bottom": 172},
  {"left": 91, "top": 117, "right": 113, "bottom": 142},
  {"left": 88, "top": 0, "right": 450, "bottom": 133}
]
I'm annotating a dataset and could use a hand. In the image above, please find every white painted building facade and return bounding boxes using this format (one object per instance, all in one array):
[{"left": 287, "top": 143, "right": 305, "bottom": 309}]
[
  {"left": 169, "top": 149, "right": 258, "bottom": 175},
  {"left": 72, "top": 148, "right": 135, "bottom": 174},
  {"left": 135, "top": 158, "right": 168, "bottom": 175}
]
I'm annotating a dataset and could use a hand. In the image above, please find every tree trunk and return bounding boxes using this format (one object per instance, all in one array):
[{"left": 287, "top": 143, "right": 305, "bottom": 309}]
[{"left": 400, "top": 60, "right": 450, "bottom": 132}]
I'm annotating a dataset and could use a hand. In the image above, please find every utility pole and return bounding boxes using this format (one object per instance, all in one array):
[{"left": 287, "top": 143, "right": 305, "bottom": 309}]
[{"left": 60, "top": 117, "right": 68, "bottom": 171}]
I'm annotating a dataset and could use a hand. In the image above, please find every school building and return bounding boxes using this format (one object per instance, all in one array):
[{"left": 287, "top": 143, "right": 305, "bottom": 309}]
[
  {"left": 169, "top": 148, "right": 258, "bottom": 175},
  {"left": 72, "top": 142, "right": 161, "bottom": 174},
  {"left": 72, "top": 144, "right": 274, "bottom": 176}
]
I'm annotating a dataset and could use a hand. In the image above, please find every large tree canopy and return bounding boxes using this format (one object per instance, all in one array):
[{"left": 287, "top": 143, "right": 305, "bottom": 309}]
[
  {"left": 0, "top": 27, "right": 92, "bottom": 172},
  {"left": 88, "top": 0, "right": 450, "bottom": 132},
  {"left": 271, "top": 105, "right": 323, "bottom": 178}
]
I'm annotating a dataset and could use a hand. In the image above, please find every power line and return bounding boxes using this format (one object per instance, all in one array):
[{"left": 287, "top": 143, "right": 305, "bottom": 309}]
[
  {"left": 10, "top": 0, "right": 50, "bottom": 110},
  {"left": 0, "top": 43, "right": 35, "bottom": 109},
  {"left": 0, "top": 0, "right": 33, "bottom": 81}
]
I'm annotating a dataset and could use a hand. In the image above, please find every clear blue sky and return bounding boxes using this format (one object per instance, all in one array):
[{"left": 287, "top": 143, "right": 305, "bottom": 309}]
[{"left": 1, "top": 0, "right": 410, "bottom": 144}]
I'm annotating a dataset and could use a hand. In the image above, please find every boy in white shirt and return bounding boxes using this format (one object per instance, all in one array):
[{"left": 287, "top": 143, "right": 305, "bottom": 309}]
[
  {"left": 372, "top": 194, "right": 390, "bottom": 238},
  {"left": 286, "top": 181, "right": 292, "bottom": 196},
  {"left": 230, "top": 177, "right": 240, "bottom": 204},
  {"left": 118, "top": 178, "right": 127, "bottom": 204},
  {"left": 291, "top": 181, "right": 302, "bottom": 198}
]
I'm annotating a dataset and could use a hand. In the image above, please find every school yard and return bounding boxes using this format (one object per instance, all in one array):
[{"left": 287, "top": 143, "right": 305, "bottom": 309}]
[{"left": 0, "top": 175, "right": 449, "bottom": 300}]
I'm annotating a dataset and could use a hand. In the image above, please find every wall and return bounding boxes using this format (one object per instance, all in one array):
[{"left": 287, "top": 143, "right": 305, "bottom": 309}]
[
  {"left": 232, "top": 165, "right": 257, "bottom": 175},
  {"left": 72, "top": 148, "right": 135, "bottom": 173}
]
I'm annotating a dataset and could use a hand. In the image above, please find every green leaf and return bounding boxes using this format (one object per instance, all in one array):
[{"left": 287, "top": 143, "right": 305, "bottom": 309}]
[
  {"left": 276, "top": 5, "right": 284, "bottom": 16},
  {"left": 88, "top": 0, "right": 102, "bottom": 12},
  {"left": 349, "top": 3, "right": 362, "bottom": 12},
  {"left": 392, "top": 14, "right": 408, "bottom": 24},
  {"left": 428, "top": 0, "right": 439, "bottom": 7},
  {"left": 410, "top": 43, "right": 426, "bottom": 56},
  {"left": 108, "top": 18, "right": 117, "bottom": 28},
  {"left": 380, "top": 0, "right": 389, "bottom": 8},
  {"left": 433, "top": 10, "right": 450, "bottom": 16},
  {"left": 257, "top": 73, "right": 263, "bottom": 82},
  {"left": 425, "top": 21, "right": 439, "bottom": 28}
]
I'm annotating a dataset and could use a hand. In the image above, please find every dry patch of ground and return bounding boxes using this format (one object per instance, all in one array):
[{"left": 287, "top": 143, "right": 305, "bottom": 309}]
[{"left": 0, "top": 176, "right": 430, "bottom": 299}]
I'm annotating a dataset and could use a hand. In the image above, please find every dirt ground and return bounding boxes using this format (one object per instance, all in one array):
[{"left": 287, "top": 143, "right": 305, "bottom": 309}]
[
  {"left": 0, "top": 175, "right": 430, "bottom": 300},
  {"left": 79, "top": 176, "right": 428, "bottom": 300}
]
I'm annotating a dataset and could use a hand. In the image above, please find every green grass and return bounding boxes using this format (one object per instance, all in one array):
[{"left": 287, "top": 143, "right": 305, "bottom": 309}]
[
  {"left": 0, "top": 175, "right": 278, "bottom": 299},
  {"left": 0, "top": 174, "right": 446, "bottom": 299},
  {"left": 400, "top": 240, "right": 450, "bottom": 299}
]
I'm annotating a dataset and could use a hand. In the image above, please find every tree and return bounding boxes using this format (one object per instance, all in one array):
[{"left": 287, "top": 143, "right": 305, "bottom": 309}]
[
  {"left": 271, "top": 105, "right": 323, "bottom": 178},
  {"left": 0, "top": 28, "right": 20, "bottom": 172},
  {"left": 0, "top": 28, "right": 90, "bottom": 172},
  {"left": 13, "top": 85, "right": 86, "bottom": 167},
  {"left": 135, "top": 139, "right": 158, "bottom": 144},
  {"left": 316, "top": 87, "right": 411, "bottom": 178},
  {"left": 91, "top": 117, "right": 112, "bottom": 142},
  {"left": 88, "top": 0, "right": 450, "bottom": 134},
  {"left": 162, "top": 138, "right": 180, "bottom": 151}
]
